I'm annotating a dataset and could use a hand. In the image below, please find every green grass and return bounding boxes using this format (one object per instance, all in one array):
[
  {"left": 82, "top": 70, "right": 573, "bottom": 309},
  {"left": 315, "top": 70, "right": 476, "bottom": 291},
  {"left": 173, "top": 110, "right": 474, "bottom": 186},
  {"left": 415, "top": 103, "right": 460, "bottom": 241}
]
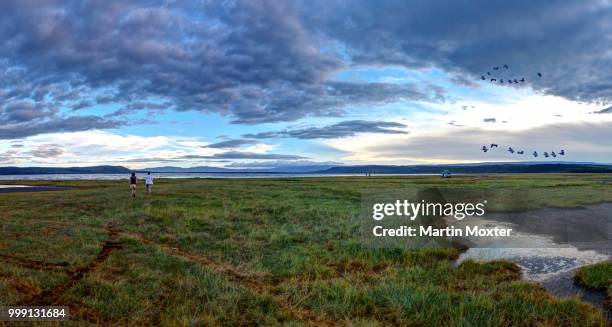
[
  {"left": 0, "top": 174, "right": 611, "bottom": 326},
  {"left": 575, "top": 262, "right": 612, "bottom": 305}
]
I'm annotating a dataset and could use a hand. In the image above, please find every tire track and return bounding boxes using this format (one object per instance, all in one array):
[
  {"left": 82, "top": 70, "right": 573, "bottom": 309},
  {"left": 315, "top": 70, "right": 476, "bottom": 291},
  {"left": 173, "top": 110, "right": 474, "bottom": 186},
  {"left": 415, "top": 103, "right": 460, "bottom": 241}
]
[
  {"left": 20, "top": 223, "right": 122, "bottom": 306},
  {"left": 121, "top": 231, "right": 339, "bottom": 327},
  {"left": 0, "top": 253, "right": 70, "bottom": 272},
  {"left": 0, "top": 271, "right": 40, "bottom": 298}
]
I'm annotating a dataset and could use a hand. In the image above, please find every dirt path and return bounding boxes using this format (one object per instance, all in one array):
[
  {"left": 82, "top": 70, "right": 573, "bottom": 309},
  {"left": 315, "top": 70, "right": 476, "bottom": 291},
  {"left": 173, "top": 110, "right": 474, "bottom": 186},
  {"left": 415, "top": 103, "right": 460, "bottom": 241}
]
[{"left": 0, "top": 253, "right": 70, "bottom": 272}]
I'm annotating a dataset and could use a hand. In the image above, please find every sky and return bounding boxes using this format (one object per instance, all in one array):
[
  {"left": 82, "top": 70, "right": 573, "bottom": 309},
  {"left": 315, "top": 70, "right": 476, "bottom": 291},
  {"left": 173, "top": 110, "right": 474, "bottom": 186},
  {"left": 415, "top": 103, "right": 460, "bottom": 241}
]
[{"left": 1, "top": 0, "right": 611, "bottom": 169}]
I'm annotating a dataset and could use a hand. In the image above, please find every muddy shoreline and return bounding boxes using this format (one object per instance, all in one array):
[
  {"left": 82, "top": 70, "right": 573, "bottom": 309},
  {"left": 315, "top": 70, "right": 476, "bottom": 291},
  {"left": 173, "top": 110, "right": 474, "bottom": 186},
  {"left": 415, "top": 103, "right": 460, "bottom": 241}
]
[{"left": 452, "top": 203, "right": 612, "bottom": 320}]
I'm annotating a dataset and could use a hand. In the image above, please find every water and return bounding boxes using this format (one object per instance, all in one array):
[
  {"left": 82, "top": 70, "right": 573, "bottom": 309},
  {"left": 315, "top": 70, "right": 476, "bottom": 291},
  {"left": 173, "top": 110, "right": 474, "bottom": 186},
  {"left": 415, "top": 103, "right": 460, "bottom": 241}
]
[
  {"left": 0, "top": 173, "right": 438, "bottom": 180},
  {"left": 453, "top": 203, "right": 612, "bottom": 316}
]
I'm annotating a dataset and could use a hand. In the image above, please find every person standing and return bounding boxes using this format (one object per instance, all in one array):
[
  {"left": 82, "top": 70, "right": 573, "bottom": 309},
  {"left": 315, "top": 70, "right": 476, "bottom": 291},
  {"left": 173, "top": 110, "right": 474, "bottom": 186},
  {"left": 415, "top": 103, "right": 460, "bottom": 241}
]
[
  {"left": 145, "top": 172, "right": 154, "bottom": 194},
  {"left": 130, "top": 172, "right": 137, "bottom": 198}
]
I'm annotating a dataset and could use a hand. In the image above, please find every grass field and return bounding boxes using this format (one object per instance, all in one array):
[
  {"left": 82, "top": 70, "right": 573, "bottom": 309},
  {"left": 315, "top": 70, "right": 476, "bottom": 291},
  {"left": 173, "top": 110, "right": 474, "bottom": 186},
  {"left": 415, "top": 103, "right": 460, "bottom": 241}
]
[
  {"left": 576, "top": 262, "right": 612, "bottom": 307},
  {"left": 1, "top": 174, "right": 611, "bottom": 326}
]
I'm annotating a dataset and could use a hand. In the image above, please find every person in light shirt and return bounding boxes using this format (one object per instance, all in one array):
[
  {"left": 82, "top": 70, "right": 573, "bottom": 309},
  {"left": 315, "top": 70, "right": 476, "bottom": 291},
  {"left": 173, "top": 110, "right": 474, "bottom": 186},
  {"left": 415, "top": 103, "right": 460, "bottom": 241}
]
[{"left": 145, "top": 172, "right": 154, "bottom": 194}]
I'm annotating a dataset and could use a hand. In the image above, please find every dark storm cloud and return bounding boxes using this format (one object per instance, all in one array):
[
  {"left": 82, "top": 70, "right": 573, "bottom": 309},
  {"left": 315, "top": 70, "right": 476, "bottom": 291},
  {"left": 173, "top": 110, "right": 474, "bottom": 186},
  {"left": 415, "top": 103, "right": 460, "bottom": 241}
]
[
  {"left": 225, "top": 81, "right": 443, "bottom": 124},
  {"left": 0, "top": 0, "right": 444, "bottom": 129},
  {"left": 0, "top": 102, "right": 57, "bottom": 124},
  {"left": 204, "top": 139, "right": 258, "bottom": 149},
  {"left": 244, "top": 120, "right": 408, "bottom": 139},
  {"left": 0, "top": 115, "right": 123, "bottom": 140},
  {"left": 303, "top": 0, "right": 612, "bottom": 103},
  {"left": 0, "top": 0, "right": 609, "bottom": 133},
  {"left": 0, "top": 97, "right": 123, "bottom": 139},
  {"left": 182, "top": 152, "right": 307, "bottom": 160},
  {"left": 71, "top": 100, "right": 92, "bottom": 111},
  {"left": 594, "top": 106, "right": 612, "bottom": 114}
]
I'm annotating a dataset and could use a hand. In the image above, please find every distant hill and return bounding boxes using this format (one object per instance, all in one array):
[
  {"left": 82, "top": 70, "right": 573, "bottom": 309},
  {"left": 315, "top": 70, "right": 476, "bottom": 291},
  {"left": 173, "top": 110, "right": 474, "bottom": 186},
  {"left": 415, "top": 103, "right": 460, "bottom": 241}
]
[
  {"left": 1, "top": 162, "right": 611, "bottom": 175},
  {"left": 319, "top": 163, "right": 612, "bottom": 174},
  {"left": 0, "top": 166, "right": 131, "bottom": 175}
]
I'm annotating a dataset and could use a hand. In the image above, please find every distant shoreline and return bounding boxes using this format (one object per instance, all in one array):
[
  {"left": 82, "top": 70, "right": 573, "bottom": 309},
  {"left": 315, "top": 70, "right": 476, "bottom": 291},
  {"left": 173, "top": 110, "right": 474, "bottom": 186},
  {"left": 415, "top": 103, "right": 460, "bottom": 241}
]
[{"left": 1, "top": 162, "right": 611, "bottom": 176}]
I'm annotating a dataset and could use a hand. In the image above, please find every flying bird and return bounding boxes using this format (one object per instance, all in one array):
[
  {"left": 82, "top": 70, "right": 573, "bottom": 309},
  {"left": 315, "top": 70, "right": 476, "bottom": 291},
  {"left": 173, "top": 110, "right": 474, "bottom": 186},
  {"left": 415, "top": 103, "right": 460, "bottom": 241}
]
[
  {"left": 533, "top": 151, "right": 538, "bottom": 157},
  {"left": 508, "top": 80, "right": 513, "bottom": 84},
  {"left": 503, "top": 64, "right": 509, "bottom": 69},
  {"left": 490, "top": 144, "right": 498, "bottom": 148},
  {"left": 487, "top": 72, "right": 491, "bottom": 75},
  {"left": 508, "top": 147, "right": 515, "bottom": 154},
  {"left": 517, "top": 151, "right": 524, "bottom": 154},
  {"left": 551, "top": 151, "right": 557, "bottom": 158},
  {"left": 493, "top": 66, "right": 499, "bottom": 70},
  {"left": 490, "top": 78, "right": 497, "bottom": 82},
  {"left": 481, "top": 75, "right": 486, "bottom": 80},
  {"left": 513, "top": 79, "right": 518, "bottom": 83},
  {"left": 537, "top": 72, "right": 542, "bottom": 77},
  {"left": 520, "top": 78, "right": 525, "bottom": 82},
  {"left": 544, "top": 152, "right": 549, "bottom": 158},
  {"left": 559, "top": 149, "right": 565, "bottom": 156},
  {"left": 482, "top": 146, "right": 488, "bottom": 153},
  {"left": 500, "top": 79, "right": 504, "bottom": 83}
]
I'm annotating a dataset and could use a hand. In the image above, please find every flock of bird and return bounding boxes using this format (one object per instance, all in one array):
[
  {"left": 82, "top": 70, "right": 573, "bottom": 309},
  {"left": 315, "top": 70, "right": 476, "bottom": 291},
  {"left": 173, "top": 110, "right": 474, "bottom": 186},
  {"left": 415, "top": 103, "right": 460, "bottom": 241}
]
[
  {"left": 475, "top": 64, "right": 564, "bottom": 159},
  {"left": 481, "top": 143, "right": 565, "bottom": 158},
  {"left": 480, "top": 64, "right": 542, "bottom": 84}
]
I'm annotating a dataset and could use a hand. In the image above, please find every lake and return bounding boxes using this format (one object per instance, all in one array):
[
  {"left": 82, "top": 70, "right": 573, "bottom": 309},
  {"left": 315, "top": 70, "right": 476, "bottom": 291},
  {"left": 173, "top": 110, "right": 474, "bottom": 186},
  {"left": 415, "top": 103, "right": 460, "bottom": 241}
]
[{"left": 0, "top": 173, "right": 438, "bottom": 180}]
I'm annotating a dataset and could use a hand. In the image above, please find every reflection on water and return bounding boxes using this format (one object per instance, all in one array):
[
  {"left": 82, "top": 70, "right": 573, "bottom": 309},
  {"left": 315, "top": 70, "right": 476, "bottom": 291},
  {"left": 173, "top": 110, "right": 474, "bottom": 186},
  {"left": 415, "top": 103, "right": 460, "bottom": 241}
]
[{"left": 453, "top": 203, "right": 611, "bottom": 316}]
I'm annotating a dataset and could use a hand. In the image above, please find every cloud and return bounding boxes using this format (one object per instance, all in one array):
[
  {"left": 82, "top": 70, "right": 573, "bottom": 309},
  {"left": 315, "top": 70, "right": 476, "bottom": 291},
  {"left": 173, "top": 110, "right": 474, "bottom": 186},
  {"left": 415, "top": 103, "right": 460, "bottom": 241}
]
[
  {"left": 304, "top": 0, "right": 612, "bottom": 103},
  {"left": 361, "top": 121, "right": 612, "bottom": 163},
  {"left": 1, "top": 130, "right": 216, "bottom": 167},
  {"left": 204, "top": 139, "right": 258, "bottom": 149},
  {"left": 71, "top": 100, "right": 92, "bottom": 111},
  {"left": 183, "top": 151, "right": 308, "bottom": 160},
  {"left": 594, "top": 106, "right": 612, "bottom": 114},
  {"left": 118, "top": 152, "right": 309, "bottom": 163},
  {"left": 0, "top": 0, "right": 448, "bottom": 127},
  {"left": 10, "top": 0, "right": 610, "bottom": 127},
  {"left": 29, "top": 145, "right": 64, "bottom": 158},
  {"left": 244, "top": 120, "right": 408, "bottom": 139},
  {"left": 0, "top": 149, "right": 25, "bottom": 163},
  {"left": 0, "top": 99, "right": 123, "bottom": 139},
  {"left": 0, "top": 115, "right": 123, "bottom": 139},
  {"left": 225, "top": 160, "right": 341, "bottom": 168},
  {"left": 0, "top": 102, "right": 57, "bottom": 124}
]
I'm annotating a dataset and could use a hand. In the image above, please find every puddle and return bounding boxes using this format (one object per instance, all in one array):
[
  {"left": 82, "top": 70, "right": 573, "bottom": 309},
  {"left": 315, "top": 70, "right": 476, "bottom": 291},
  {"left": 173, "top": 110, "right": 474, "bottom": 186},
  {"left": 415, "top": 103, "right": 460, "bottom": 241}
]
[{"left": 451, "top": 203, "right": 611, "bottom": 318}]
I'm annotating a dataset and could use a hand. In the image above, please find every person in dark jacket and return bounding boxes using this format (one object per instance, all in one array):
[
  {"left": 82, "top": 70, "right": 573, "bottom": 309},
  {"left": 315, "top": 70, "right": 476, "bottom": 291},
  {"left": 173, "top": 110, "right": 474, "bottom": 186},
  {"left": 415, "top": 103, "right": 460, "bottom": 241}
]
[{"left": 130, "top": 172, "right": 137, "bottom": 198}]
